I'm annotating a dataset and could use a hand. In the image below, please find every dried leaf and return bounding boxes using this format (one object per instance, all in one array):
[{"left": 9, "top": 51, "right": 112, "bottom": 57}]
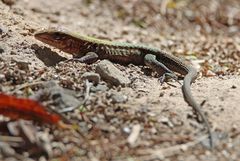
[{"left": 0, "top": 93, "right": 60, "bottom": 124}]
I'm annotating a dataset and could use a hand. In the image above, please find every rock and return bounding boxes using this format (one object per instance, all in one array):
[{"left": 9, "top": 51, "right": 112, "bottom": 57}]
[
  {"left": 12, "top": 58, "right": 29, "bottom": 71},
  {"left": 200, "top": 131, "right": 227, "bottom": 149},
  {"left": 90, "top": 84, "right": 108, "bottom": 92},
  {"left": 30, "top": 81, "right": 82, "bottom": 113},
  {"left": 110, "top": 92, "right": 128, "bottom": 104},
  {"left": 123, "top": 126, "right": 131, "bottom": 134},
  {"left": 95, "top": 60, "right": 131, "bottom": 86},
  {"left": 0, "top": 24, "right": 8, "bottom": 35},
  {"left": 0, "top": 142, "right": 16, "bottom": 157},
  {"left": 0, "top": 43, "right": 7, "bottom": 54},
  {"left": 127, "top": 124, "right": 141, "bottom": 147},
  {"left": 0, "top": 74, "right": 5, "bottom": 82},
  {"left": 81, "top": 72, "right": 100, "bottom": 85}
]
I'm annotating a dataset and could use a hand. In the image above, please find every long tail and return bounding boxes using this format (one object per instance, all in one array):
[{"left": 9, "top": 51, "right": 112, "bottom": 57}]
[{"left": 182, "top": 67, "right": 213, "bottom": 147}]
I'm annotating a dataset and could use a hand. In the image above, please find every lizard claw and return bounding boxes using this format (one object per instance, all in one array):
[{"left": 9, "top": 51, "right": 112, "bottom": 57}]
[
  {"left": 158, "top": 74, "right": 166, "bottom": 85},
  {"left": 159, "top": 72, "right": 182, "bottom": 85}
]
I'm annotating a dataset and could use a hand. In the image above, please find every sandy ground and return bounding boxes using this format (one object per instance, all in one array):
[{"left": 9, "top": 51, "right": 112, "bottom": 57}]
[{"left": 0, "top": 0, "right": 240, "bottom": 160}]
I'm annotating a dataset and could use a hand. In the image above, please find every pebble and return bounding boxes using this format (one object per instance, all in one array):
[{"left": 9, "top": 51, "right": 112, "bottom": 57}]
[
  {"left": 12, "top": 58, "right": 29, "bottom": 71},
  {"left": 110, "top": 92, "right": 128, "bottom": 104},
  {"left": 0, "top": 74, "right": 5, "bottom": 81},
  {"left": 159, "top": 117, "right": 174, "bottom": 128},
  {"left": 0, "top": 24, "right": 8, "bottom": 35},
  {"left": 123, "top": 126, "right": 131, "bottom": 134},
  {"left": 90, "top": 84, "right": 108, "bottom": 92},
  {"left": 81, "top": 72, "right": 100, "bottom": 85},
  {"left": 95, "top": 60, "right": 131, "bottom": 86},
  {"left": 0, "top": 43, "right": 6, "bottom": 54},
  {"left": 0, "top": 142, "right": 16, "bottom": 157}
]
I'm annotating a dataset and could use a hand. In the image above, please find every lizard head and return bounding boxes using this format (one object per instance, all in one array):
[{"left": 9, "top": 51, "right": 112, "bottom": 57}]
[{"left": 34, "top": 28, "right": 84, "bottom": 55}]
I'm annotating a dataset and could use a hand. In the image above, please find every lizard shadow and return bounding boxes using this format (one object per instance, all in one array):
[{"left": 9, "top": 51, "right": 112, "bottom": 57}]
[
  {"left": 142, "top": 66, "right": 184, "bottom": 87},
  {"left": 31, "top": 44, "right": 67, "bottom": 66}
]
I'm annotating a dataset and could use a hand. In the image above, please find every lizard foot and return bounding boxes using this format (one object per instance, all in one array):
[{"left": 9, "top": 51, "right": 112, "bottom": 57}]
[
  {"left": 63, "top": 52, "right": 98, "bottom": 64},
  {"left": 159, "top": 72, "right": 182, "bottom": 85}
]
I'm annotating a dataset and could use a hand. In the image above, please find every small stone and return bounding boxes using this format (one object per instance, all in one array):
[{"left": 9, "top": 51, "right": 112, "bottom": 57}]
[
  {"left": 0, "top": 25, "right": 8, "bottom": 35},
  {"left": 91, "top": 117, "right": 98, "bottom": 123},
  {"left": 0, "top": 142, "right": 16, "bottom": 156},
  {"left": 39, "top": 156, "right": 47, "bottom": 161},
  {"left": 90, "top": 84, "right": 108, "bottom": 92},
  {"left": 148, "top": 112, "right": 156, "bottom": 117},
  {"left": 13, "top": 59, "right": 29, "bottom": 71},
  {"left": 200, "top": 131, "right": 227, "bottom": 149},
  {"left": 159, "top": 92, "right": 164, "bottom": 97},
  {"left": 53, "top": 74, "right": 59, "bottom": 79},
  {"left": 0, "top": 43, "right": 6, "bottom": 54},
  {"left": 159, "top": 117, "right": 174, "bottom": 128},
  {"left": 205, "top": 70, "right": 216, "bottom": 77},
  {"left": 4, "top": 157, "right": 20, "bottom": 161},
  {"left": 123, "top": 126, "right": 131, "bottom": 134},
  {"left": 28, "top": 76, "right": 34, "bottom": 82},
  {"left": 81, "top": 72, "right": 100, "bottom": 85},
  {"left": 110, "top": 92, "right": 128, "bottom": 104},
  {"left": 150, "top": 127, "right": 157, "bottom": 134},
  {"left": 96, "top": 60, "right": 131, "bottom": 86},
  {"left": 127, "top": 124, "right": 141, "bottom": 147},
  {"left": 0, "top": 74, "right": 5, "bottom": 81}
]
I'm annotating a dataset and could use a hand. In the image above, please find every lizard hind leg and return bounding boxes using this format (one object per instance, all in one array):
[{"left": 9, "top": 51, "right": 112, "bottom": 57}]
[{"left": 144, "top": 54, "right": 181, "bottom": 85}]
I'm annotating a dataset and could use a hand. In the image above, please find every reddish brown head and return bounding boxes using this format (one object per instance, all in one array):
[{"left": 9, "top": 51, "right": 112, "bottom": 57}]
[{"left": 34, "top": 28, "right": 85, "bottom": 56}]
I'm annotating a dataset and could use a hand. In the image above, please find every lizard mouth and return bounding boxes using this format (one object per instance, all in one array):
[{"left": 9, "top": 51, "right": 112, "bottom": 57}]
[
  {"left": 34, "top": 31, "right": 67, "bottom": 50},
  {"left": 34, "top": 32, "right": 54, "bottom": 45},
  {"left": 34, "top": 31, "right": 78, "bottom": 55}
]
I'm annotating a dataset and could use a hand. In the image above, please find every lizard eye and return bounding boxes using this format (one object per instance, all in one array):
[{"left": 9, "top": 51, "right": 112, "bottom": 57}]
[{"left": 53, "top": 32, "right": 64, "bottom": 40}]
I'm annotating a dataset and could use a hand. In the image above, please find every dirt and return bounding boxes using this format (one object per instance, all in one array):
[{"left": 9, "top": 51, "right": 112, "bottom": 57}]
[{"left": 0, "top": 0, "right": 240, "bottom": 160}]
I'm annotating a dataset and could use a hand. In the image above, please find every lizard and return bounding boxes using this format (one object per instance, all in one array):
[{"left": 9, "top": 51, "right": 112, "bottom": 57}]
[{"left": 34, "top": 28, "right": 213, "bottom": 147}]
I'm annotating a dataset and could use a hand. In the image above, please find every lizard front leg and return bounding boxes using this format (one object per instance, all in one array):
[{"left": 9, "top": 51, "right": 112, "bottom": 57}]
[
  {"left": 67, "top": 52, "right": 99, "bottom": 64},
  {"left": 144, "top": 54, "right": 180, "bottom": 84}
]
